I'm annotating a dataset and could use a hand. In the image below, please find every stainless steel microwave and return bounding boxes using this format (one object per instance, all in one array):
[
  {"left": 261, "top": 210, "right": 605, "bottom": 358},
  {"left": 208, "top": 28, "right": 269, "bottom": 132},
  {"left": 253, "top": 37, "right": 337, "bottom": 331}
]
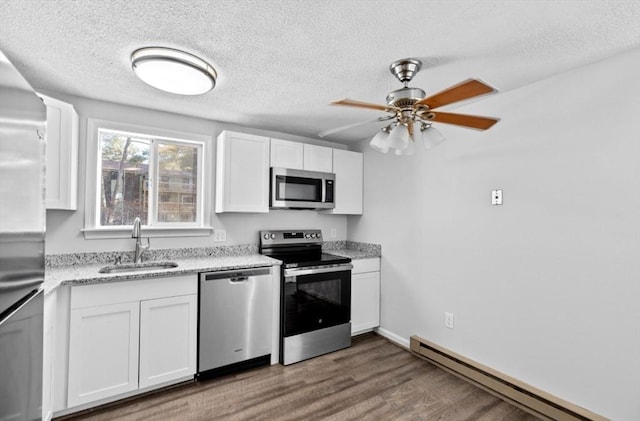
[{"left": 270, "top": 167, "right": 335, "bottom": 210}]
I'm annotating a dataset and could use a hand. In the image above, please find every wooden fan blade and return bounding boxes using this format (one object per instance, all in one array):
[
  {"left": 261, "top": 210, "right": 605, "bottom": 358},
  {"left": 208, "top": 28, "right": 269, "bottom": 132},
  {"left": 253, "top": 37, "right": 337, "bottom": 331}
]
[
  {"left": 423, "top": 111, "right": 499, "bottom": 130},
  {"left": 330, "top": 98, "right": 398, "bottom": 112},
  {"left": 318, "top": 115, "right": 395, "bottom": 138},
  {"left": 415, "top": 79, "right": 497, "bottom": 109}
]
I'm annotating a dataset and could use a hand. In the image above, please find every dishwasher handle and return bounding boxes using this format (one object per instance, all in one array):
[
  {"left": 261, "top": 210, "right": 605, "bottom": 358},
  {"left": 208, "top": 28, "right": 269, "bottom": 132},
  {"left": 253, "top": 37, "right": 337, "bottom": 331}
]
[
  {"left": 202, "top": 267, "right": 271, "bottom": 282},
  {"left": 229, "top": 276, "right": 248, "bottom": 283}
]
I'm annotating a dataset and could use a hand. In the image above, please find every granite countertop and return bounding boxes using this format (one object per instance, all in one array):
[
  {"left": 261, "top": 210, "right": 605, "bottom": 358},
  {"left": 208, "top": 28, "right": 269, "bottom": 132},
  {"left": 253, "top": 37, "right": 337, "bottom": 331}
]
[
  {"left": 43, "top": 241, "right": 381, "bottom": 295},
  {"left": 327, "top": 249, "right": 381, "bottom": 260},
  {"left": 44, "top": 254, "right": 281, "bottom": 295}
]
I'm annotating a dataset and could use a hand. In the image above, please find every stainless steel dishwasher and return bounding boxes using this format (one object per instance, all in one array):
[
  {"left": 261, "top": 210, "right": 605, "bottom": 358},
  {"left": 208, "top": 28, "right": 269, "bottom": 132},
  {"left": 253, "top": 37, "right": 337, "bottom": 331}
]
[{"left": 196, "top": 267, "right": 273, "bottom": 380}]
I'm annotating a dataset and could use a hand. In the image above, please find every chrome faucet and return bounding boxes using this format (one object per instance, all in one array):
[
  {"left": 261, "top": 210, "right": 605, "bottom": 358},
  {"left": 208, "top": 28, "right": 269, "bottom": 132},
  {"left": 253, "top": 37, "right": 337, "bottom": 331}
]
[{"left": 132, "top": 217, "right": 150, "bottom": 263}]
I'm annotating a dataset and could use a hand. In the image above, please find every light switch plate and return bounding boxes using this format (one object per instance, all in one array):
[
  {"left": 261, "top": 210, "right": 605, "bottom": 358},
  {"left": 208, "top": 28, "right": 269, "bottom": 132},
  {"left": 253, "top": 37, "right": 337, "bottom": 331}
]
[
  {"left": 445, "top": 312, "right": 454, "bottom": 329},
  {"left": 492, "top": 189, "right": 503, "bottom": 205}
]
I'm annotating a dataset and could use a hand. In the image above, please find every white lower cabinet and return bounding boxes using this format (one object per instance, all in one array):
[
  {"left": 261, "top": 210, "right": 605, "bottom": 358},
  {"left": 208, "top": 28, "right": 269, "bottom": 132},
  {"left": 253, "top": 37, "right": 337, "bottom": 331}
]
[
  {"left": 66, "top": 276, "right": 197, "bottom": 409},
  {"left": 139, "top": 295, "right": 197, "bottom": 389},
  {"left": 68, "top": 302, "right": 140, "bottom": 407},
  {"left": 351, "top": 258, "right": 381, "bottom": 336},
  {"left": 42, "top": 290, "right": 57, "bottom": 421}
]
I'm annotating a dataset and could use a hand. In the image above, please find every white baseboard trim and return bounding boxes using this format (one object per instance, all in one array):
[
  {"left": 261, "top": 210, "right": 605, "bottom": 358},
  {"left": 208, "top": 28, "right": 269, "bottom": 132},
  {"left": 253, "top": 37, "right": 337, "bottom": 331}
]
[{"left": 374, "top": 327, "right": 410, "bottom": 350}]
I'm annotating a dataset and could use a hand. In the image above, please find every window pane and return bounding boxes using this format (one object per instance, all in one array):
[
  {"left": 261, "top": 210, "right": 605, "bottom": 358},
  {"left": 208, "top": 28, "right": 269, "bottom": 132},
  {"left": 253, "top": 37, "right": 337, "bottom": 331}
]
[
  {"left": 156, "top": 143, "right": 198, "bottom": 223},
  {"left": 99, "top": 131, "right": 150, "bottom": 226}
]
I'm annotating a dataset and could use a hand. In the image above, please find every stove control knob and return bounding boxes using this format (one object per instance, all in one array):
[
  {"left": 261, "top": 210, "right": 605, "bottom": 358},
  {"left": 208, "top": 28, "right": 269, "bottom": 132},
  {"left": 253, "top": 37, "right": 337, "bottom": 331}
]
[
  {"left": 263, "top": 233, "right": 270, "bottom": 240},
  {"left": 305, "top": 234, "right": 311, "bottom": 238},
  {"left": 270, "top": 233, "right": 276, "bottom": 239}
]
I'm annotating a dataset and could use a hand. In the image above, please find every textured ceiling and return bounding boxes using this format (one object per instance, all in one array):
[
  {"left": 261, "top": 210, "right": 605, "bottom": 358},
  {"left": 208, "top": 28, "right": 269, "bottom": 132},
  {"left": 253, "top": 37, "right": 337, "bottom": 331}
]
[{"left": 1, "top": 0, "right": 639, "bottom": 143}]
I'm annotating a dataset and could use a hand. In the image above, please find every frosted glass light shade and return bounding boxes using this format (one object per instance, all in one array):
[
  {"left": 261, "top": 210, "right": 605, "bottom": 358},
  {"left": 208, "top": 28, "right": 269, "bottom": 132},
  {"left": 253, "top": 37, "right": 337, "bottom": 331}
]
[
  {"left": 369, "top": 129, "right": 390, "bottom": 153},
  {"left": 388, "top": 124, "right": 410, "bottom": 150},
  {"left": 131, "top": 47, "right": 217, "bottom": 95},
  {"left": 394, "top": 138, "right": 415, "bottom": 155},
  {"left": 420, "top": 125, "right": 446, "bottom": 149}
]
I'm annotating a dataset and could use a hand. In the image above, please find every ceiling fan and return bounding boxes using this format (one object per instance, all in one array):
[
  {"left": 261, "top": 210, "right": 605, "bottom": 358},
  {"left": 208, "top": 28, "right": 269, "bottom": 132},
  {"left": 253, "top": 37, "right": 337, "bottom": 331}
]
[{"left": 319, "top": 58, "right": 500, "bottom": 155}]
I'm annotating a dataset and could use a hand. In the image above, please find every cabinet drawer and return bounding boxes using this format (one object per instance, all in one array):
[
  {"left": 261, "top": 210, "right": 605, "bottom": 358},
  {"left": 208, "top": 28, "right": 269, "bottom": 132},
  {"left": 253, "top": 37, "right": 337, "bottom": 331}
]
[
  {"left": 71, "top": 275, "right": 197, "bottom": 309},
  {"left": 351, "top": 258, "right": 380, "bottom": 274}
]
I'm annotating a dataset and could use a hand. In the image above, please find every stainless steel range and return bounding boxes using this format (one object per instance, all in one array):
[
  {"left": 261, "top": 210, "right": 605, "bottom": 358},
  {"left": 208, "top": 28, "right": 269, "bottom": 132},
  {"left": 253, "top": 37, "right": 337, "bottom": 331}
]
[{"left": 259, "top": 230, "right": 352, "bottom": 365}]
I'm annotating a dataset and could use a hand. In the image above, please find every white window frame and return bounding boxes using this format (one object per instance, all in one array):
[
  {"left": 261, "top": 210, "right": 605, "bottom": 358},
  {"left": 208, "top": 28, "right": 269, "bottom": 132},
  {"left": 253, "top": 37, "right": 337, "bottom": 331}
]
[{"left": 83, "top": 118, "right": 213, "bottom": 239}]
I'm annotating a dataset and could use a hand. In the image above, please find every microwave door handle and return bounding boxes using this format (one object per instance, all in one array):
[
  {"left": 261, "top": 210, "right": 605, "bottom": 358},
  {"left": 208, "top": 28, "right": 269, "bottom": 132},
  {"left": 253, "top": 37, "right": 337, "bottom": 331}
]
[{"left": 322, "top": 179, "right": 326, "bottom": 203}]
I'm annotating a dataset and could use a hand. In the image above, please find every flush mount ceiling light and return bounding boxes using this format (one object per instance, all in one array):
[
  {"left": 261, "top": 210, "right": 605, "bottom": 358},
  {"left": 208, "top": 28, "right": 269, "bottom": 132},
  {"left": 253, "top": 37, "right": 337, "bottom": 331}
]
[
  {"left": 131, "top": 47, "right": 217, "bottom": 95},
  {"left": 320, "top": 58, "right": 500, "bottom": 155}
]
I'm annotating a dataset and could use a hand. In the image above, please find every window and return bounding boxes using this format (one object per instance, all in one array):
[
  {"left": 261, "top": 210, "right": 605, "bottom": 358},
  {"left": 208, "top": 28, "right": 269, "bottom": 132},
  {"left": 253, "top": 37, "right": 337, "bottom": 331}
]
[{"left": 84, "top": 119, "right": 212, "bottom": 238}]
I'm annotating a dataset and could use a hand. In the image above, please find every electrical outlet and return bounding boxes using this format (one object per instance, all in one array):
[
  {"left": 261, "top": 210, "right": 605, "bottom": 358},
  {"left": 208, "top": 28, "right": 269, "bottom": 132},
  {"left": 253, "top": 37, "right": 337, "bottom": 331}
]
[
  {"left": 331, "top": 228, "right": 337, "bottom": 239},
  {"left": 491, "top": 189, "right": 503, "bottom": 205},
  {"left": 213, "top": 229, "right": 226, "bottom": 242},
  {"left": 445, "top": 312, "right": 454, "bottom": 329}
]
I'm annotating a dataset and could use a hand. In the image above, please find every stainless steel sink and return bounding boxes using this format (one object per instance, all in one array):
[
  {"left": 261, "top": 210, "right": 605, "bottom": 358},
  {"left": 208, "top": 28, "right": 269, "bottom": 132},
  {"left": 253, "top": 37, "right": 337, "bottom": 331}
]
[{"left": 99, "top": 261, "right": 178, "bottom": 274}]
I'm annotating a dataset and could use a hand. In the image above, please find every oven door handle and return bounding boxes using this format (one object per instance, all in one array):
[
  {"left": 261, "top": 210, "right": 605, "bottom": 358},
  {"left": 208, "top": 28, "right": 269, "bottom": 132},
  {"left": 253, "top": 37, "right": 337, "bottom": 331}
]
[{"left": 284, "top": 263, "right": 352, "bottom": 277}]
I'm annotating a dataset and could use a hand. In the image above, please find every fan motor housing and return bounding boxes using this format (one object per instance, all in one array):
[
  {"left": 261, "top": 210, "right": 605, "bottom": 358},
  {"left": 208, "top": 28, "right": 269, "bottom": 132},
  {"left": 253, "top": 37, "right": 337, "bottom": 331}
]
[{"left": 386, "top": 87, "right": 426, "bottom": 109}]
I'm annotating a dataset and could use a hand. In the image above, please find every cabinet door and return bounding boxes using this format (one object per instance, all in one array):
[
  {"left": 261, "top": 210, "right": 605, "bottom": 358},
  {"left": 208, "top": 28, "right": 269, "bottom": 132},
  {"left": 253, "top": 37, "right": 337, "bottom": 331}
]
[
  {"left": 0, "top": 292, "right": 43, "bottom": 421},
  {"left": 67, "top": 302, "right": 139, "bottom": 407},
  {"left": 40, "top": 94, "right": 78, "bottom": 210},
  {"left": 42, "top": 290, "right": 57, "bottom": 421},
  {"left": 139, "top": 295, "right": 197, "bottom": 389},
  {"left": 215, "top": 131, "right": 270, "bottom": 213},
  {"left": 303, "top": 144, "right": 333, "bottom": 173},
  {"left": 329, "top": 149, "right": 363, "bottom": 214},
  {"left": 270, "top": 138, "right": 303, "bottom": 169},
  {"left": 351, "top": 271, "right": 380, "bottom": 336}
]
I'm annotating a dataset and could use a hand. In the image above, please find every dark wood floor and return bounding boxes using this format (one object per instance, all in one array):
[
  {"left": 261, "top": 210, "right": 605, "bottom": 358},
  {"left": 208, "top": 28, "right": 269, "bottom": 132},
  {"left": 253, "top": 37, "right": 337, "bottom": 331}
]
[{"left": 58, "top": 333, "right": 540, "bottom": 421}]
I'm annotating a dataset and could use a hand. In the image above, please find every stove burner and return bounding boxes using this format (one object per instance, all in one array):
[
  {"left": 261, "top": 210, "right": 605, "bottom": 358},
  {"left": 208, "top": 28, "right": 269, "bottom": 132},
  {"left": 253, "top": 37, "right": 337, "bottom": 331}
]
[{"left": 259, "top": 229, "right": 350, "bottom": 267}]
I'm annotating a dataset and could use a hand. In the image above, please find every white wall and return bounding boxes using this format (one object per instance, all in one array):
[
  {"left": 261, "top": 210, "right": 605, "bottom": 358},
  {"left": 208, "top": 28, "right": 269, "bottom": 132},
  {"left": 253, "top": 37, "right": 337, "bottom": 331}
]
[
  {"left": 43, "top": 95, "right": 347, "bottom": 254},
  {"left": 348, "top": 48, "right": 640, "bottom": 421}
]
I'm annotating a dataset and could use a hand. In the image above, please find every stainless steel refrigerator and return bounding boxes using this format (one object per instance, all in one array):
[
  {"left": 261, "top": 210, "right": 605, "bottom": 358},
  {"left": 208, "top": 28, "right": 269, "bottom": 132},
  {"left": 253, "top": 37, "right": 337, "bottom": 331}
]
[{"left": 0, "top": 49, "right": 47, "bottom": 421}]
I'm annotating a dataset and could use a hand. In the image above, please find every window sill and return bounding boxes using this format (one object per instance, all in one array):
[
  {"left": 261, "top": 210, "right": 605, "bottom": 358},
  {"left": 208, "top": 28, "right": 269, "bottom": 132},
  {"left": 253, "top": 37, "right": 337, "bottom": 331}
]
[{"left": 82, "top": 226, "right": 214, "bottom": 240}]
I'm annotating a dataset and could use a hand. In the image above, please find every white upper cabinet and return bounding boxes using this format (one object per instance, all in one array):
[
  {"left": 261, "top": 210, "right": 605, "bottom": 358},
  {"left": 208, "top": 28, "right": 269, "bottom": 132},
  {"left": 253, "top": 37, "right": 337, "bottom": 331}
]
[
  {"left": 215, "top": 131, "right": 270, "bottom": 213},
  {"left": 39, "top": 94, "right": 78, "bottom": 210},
  {"left": 270, "top": 139, "right": 333, "bottom": 173},
  {"left": 326, "top": 149, "right": 363, "bottom": 215},
  {"left": 303, "top": 144, "right": 333, "bottom": 173},
  {"left": 270, "top": 138, "right": 303, "bottom": 170}
]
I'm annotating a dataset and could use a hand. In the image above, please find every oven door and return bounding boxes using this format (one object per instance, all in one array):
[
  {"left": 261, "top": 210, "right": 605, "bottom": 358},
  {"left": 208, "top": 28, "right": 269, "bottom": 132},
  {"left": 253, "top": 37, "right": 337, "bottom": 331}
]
[{"left": 282, "top": 264, "right": 352, "bottom": 337}]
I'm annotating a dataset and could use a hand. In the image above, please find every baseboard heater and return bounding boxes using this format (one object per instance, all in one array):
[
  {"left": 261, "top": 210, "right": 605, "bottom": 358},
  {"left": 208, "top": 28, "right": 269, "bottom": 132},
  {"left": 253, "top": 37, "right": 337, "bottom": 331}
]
[{"left": 410, "top": 335, "right": 609, "bottom": 421}]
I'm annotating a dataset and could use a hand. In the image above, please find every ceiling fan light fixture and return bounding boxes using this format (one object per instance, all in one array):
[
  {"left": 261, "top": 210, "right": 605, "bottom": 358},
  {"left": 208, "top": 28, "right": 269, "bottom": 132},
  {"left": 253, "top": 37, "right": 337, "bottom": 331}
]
[
  {"left": 387, "top": 123, "right": 410, "bottom": 150},
  {"left": 420, "top": 124, "right": 446, "bottom": 149},
  {"left": 131, "top": 47, "right": 217, "bottom": 95},
  {"left": 394, "top": 138, "right": 415, "bottom": 156},
  {"left": 370, "top": 128, "right": 391, "bottom": 153}
]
